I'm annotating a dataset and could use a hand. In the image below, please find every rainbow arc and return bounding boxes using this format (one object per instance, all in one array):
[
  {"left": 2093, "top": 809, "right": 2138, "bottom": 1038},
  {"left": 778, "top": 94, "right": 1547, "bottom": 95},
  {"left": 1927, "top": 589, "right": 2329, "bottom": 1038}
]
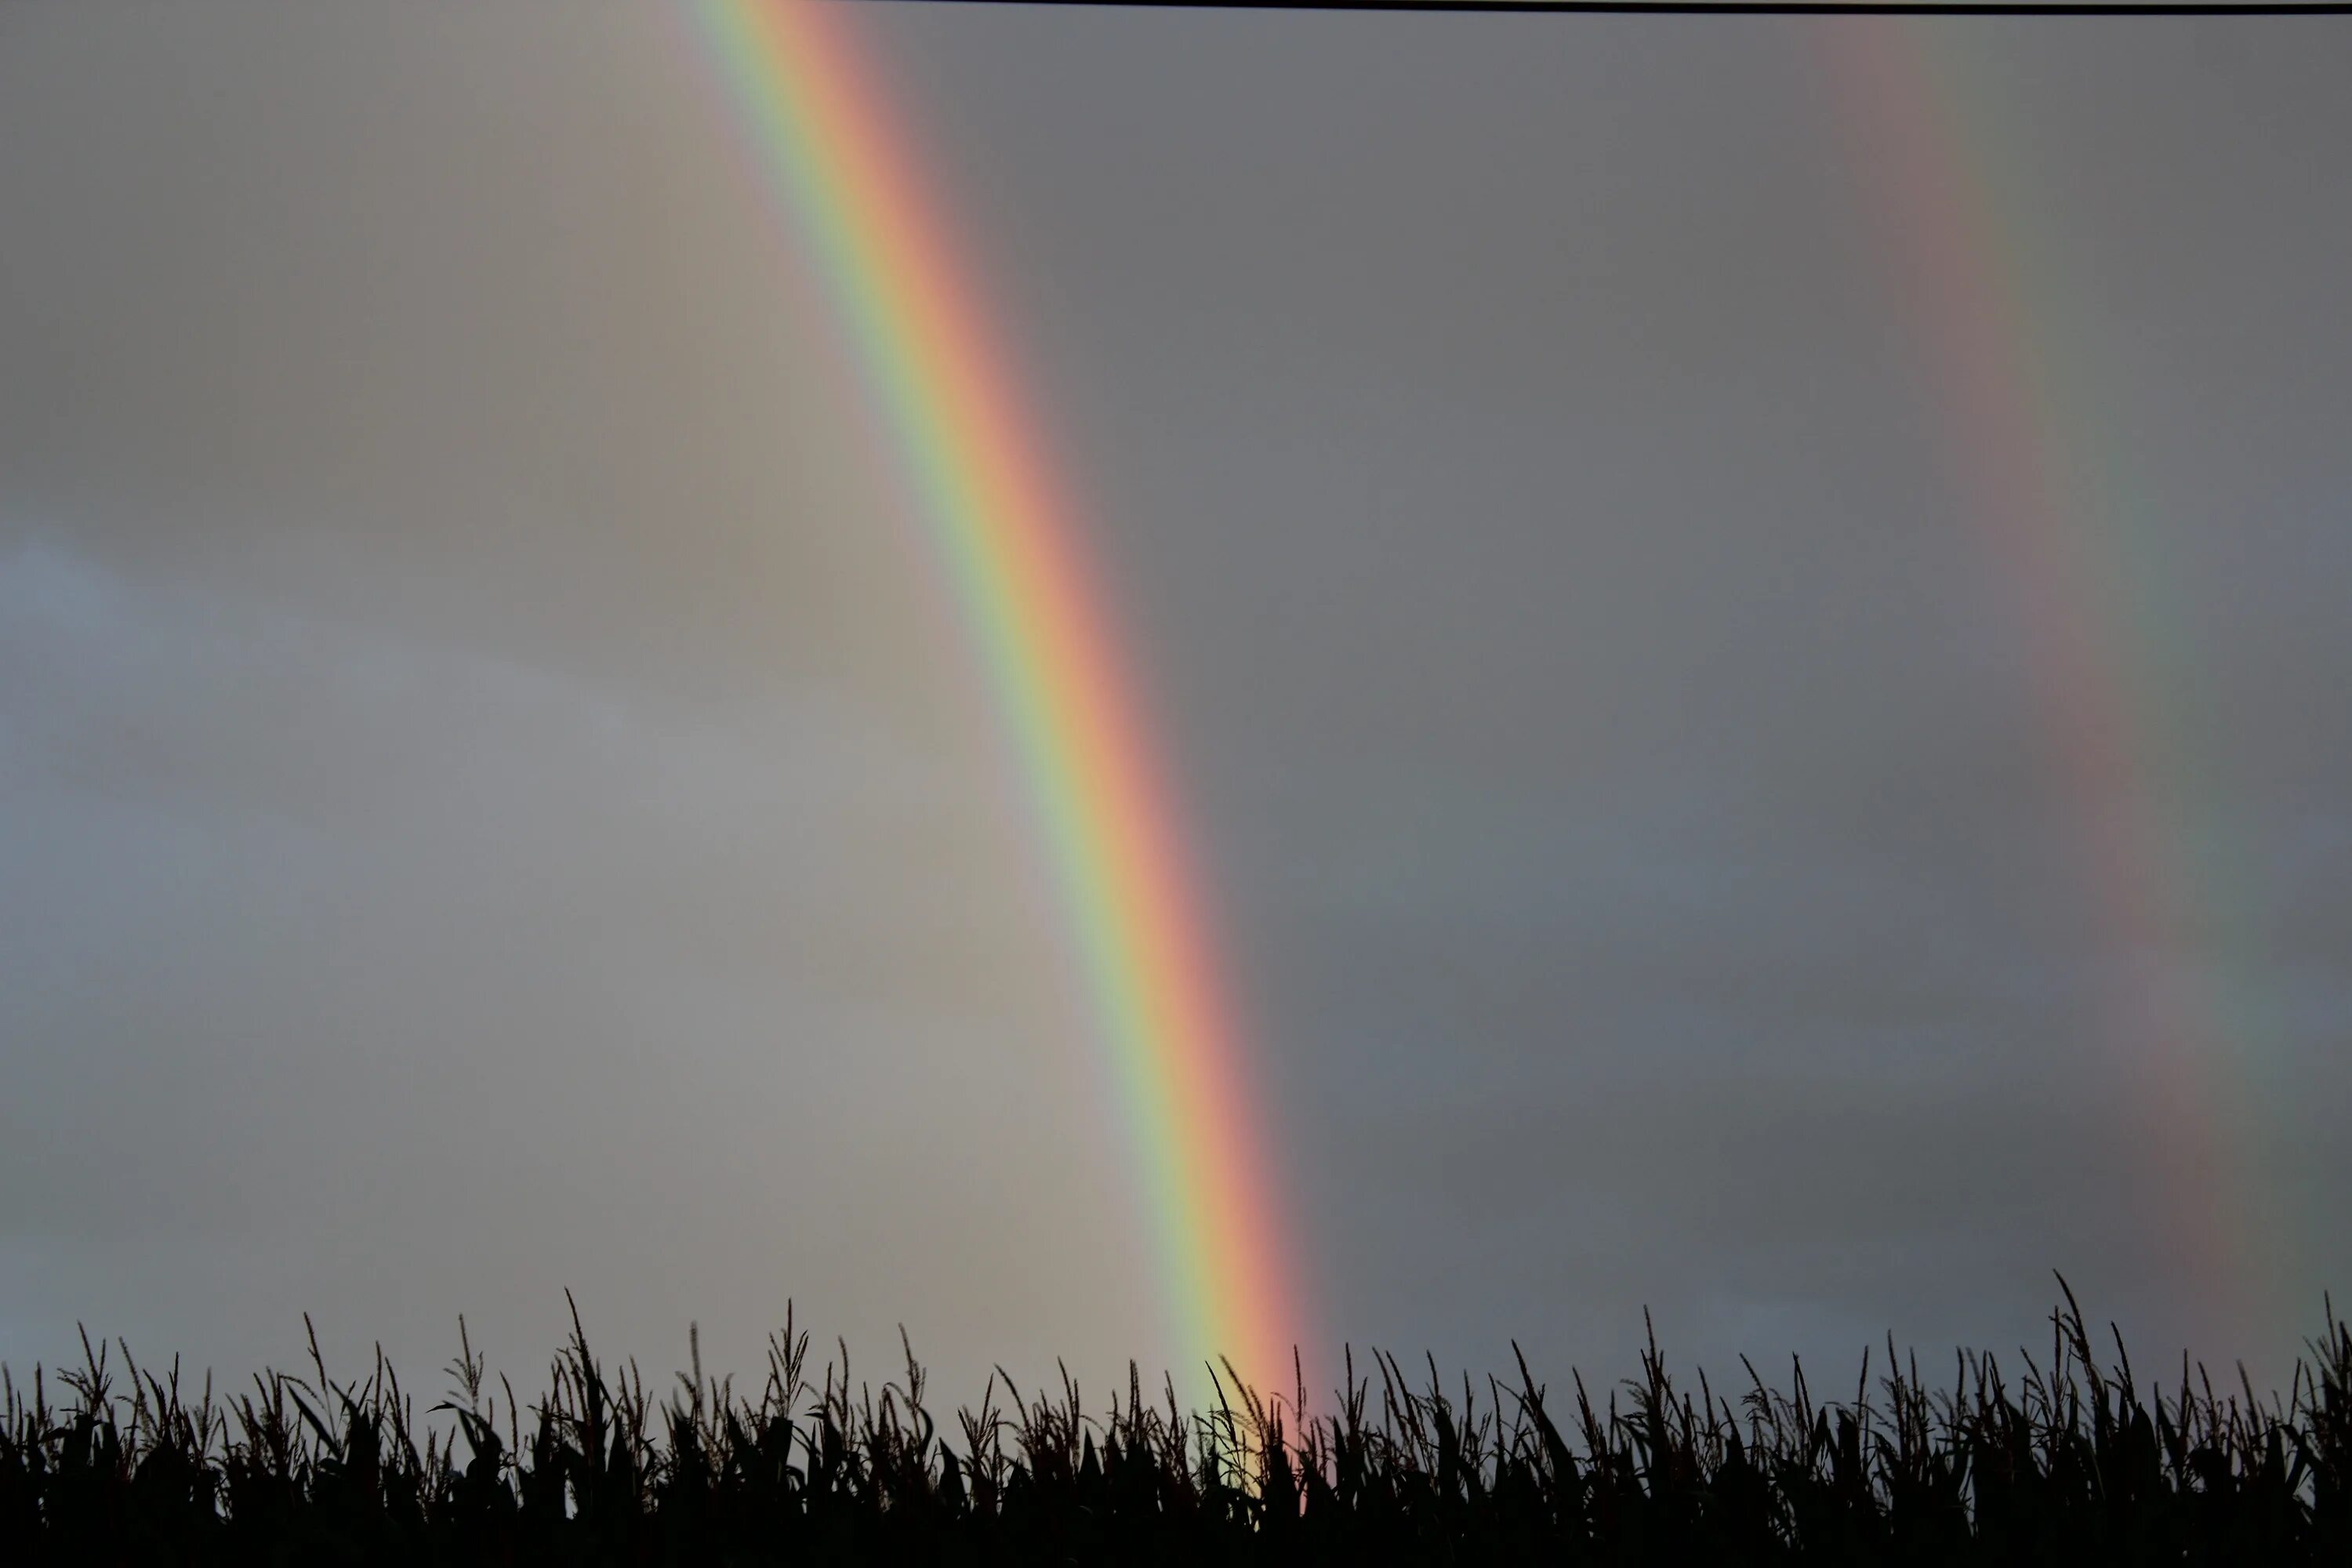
[{"left": 689, "top": 0, "right": 1305, "bottom": 1394}]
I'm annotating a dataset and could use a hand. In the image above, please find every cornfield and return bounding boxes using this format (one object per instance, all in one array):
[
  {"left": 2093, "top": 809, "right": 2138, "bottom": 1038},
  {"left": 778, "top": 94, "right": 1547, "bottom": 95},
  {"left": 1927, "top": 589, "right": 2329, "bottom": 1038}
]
[{"left": 4, "top": 1280, "right": 2345, "bottom": 1563}]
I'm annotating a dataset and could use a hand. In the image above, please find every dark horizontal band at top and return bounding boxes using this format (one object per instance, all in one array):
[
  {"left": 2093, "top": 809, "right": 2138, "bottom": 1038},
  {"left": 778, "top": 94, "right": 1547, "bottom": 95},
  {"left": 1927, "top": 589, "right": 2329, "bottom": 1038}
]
[{"left": 855, "top": 1, "right": 2352, "bottom": 17}]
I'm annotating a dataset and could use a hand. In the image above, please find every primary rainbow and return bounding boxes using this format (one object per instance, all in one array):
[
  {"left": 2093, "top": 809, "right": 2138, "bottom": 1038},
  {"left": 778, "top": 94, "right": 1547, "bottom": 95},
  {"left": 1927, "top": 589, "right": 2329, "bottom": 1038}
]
[{"left": 684, "top": 0, "right": 1305, "bottom": 1395}]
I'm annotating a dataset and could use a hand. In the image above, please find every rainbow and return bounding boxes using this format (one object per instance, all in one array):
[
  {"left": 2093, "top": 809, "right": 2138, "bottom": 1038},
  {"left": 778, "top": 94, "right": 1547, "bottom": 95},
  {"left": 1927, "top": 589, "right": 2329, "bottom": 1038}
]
[
  {"left": 1823, "top": 18, "right": 2278, "bottom": 1343},
  {"left": 684, "top": 0, "right": 1305, "bottom": 1396}
]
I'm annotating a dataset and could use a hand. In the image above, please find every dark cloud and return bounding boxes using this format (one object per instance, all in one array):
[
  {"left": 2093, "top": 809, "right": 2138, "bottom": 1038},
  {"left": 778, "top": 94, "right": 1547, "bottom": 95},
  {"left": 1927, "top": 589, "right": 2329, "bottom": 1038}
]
[{"left": 3, "top": 4, "right": 2347, "bottom": 1398}]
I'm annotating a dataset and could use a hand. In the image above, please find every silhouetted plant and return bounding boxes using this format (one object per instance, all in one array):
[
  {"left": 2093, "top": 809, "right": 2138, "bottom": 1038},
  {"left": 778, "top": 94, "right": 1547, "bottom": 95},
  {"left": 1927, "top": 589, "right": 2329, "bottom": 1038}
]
[{"left": 2, "top": 1277, "right": 2344, "bottom": 1563}]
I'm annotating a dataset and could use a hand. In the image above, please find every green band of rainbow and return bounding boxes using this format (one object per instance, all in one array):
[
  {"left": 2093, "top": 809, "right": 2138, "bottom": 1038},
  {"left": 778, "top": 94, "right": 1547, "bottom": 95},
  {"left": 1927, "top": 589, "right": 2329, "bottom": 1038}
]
[{"left": 686, "top": 0, "right": 1304, "bottom": 1393}]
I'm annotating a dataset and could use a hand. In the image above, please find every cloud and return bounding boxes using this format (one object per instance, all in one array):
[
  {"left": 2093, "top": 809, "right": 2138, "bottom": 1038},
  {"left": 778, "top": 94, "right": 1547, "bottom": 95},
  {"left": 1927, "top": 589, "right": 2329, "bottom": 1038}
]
[
  {"left": 5, "top": 2, "right": 2351, "bottom": 1406},
  {"left": 0, "top": 538, "right": 1158, "bottom": 1389}
]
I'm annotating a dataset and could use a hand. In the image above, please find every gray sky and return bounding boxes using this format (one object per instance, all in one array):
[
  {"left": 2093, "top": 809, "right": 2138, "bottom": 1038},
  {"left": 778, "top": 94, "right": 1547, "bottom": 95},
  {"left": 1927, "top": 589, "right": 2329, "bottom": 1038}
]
[{"left": 4, "top": 2, "right": 2348, "bottom": 1406}]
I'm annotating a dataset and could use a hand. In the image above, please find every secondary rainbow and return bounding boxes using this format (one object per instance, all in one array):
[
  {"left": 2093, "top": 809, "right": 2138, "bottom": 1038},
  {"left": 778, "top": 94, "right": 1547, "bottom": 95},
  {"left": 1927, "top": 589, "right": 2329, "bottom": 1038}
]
[
  {"left": 1823, "top": 17, "right": 2279, "bottom": 1341},
  {"left": 684, "top": 0, "right": 1305, "bottom": 1393}
]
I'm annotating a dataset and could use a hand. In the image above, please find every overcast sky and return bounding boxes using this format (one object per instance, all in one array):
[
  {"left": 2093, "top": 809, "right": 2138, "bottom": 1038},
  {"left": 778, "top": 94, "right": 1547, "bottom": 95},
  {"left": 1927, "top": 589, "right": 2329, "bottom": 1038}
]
[{"left": 3, "top": 2, "right": 2347, "bottom": 1406}]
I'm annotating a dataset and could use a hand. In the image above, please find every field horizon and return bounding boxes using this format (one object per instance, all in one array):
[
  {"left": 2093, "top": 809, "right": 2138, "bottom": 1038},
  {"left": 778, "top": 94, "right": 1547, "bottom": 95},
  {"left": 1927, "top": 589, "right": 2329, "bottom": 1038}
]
[{"left": 5, "top": 1278, "right": 2346, "bottom": 1561}]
